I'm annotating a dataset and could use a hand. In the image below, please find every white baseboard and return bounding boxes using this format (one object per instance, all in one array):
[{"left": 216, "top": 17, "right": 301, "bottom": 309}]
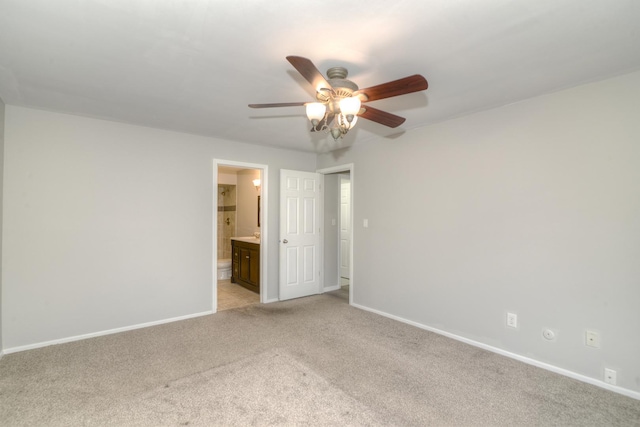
[
  {"left": 3, "top": 310, "right": 214, "bottom": 355},
  {"left": 323, "top": 285, "right": 341, "bottom": 292},
  {"left": 351, "top": 303, "right": 640, "bottom": 401}
]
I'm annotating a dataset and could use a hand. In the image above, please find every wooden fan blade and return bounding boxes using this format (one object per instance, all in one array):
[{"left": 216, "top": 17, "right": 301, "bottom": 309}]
[
  {"left": 249, "top": 102, "right": 307, "bottom": 108},
  {"left": 286, "top": 56, "right": 333, "bottom": 93},
  {"left": 358, "top": 105, "right": 406, "bottom": 128},
  {"left": 356, "top": 75, "right": 428, "bottom": 102}
]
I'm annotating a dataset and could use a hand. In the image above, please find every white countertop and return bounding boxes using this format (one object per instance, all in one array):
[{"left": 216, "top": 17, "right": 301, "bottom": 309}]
[{"left": 231, "top": 236, "right": 261, "bottom": 244}]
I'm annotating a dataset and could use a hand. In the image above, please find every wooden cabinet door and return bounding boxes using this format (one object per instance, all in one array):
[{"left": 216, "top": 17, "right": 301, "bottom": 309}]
[
  {"left": 230, "top": 240, "right": 260, "bottom": 293},
  {"left": 239, "top": 247, "right": 251, "bottom": 283},
  {"left": 249, "top": 247, "right": 259, "bottom": 285}
]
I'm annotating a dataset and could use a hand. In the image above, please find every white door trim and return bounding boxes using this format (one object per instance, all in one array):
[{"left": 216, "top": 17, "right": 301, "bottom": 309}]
[
  {"left": 213, "top": 159, "right": 269, "bottom": 311},
  {"left": 339, "top": 175, "right": 351, "bottom": 280},
  {"left": 317, "top": 163, "right": 354, "bottom": 305}
]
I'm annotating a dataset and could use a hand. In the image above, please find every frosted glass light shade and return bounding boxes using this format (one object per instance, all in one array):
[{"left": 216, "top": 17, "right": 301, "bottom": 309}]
[
  {"left": 306, "top": 103, "right": 326, "bottom": 122},
  {"left": 339, "top": 97, "right": 361, "bottom": 116}
]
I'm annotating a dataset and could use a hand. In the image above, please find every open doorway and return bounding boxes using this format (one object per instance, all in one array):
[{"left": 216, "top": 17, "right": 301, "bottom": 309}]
[
  {"left": 318, "top": 164, "right": 354, "bottom": 305},
  {"left": 213, "top": 160, "right": 268, "bottom": 312}
]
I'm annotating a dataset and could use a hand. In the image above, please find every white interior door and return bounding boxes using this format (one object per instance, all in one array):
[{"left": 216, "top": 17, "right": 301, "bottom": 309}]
[
  {"left": 339, "top": 175, "right": 351, "bottom": 280},
  {"left": 279, "top": 169, "right": 321, "bottom": 300}
]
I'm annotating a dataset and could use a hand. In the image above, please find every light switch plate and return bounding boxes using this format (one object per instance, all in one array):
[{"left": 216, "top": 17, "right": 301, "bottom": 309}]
[{"left": 506, "top": 312, "right": 517, "bottom": 328}]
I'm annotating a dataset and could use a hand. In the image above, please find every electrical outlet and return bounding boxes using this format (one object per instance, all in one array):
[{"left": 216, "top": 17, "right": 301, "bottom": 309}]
[
  {"left": 604, "top": 368, "right": 617, "bottom": 385},
  {"left": 506, "top": 312, "right": 518, "bottom": 328},
  {"left": 585, "top": 330, "right": 600, "bottom": 348}
]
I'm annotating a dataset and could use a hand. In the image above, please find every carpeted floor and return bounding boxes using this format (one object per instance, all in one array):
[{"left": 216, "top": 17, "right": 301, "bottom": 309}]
[
  {"left": 86, "top": 348, "right": 380, "bottom": 426},
  {"left": 0, "top": 288, "right": 639, "bottom": 426}
]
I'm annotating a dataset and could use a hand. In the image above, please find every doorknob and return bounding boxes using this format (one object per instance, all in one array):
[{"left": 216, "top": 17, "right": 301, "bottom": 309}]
[{"left": 283, "top": 239, "right": 288, "bottom": 244}]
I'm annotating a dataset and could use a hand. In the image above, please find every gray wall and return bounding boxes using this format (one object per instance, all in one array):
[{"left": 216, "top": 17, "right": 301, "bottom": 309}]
[
  {"left": 317, "top": 70, "right": 640, "bottom": 395},
  {"left": 0, "top": 96, "right": 4, "bottom": 352},
  {"left": 2, "top": 106, "right": 316, "bottom": 350}
]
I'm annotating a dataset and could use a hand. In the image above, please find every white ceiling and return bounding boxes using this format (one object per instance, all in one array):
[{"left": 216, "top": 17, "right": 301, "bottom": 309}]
[{"left": 1, "top": 0, "right": 639, "bottom": 153}]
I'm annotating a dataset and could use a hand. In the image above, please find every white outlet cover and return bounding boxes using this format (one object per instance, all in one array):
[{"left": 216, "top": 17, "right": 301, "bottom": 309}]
[
  {"left": 586, "top": 330, "right": 601, "bottom": 348},
  {"left": 604, "top": 368, "right": 617, "bottom": 385}
]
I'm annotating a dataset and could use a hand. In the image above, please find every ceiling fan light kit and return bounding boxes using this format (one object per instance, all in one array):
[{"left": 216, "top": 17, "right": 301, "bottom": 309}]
[{"left": 249, "top": 56, "right": 428, "bottom": 142}]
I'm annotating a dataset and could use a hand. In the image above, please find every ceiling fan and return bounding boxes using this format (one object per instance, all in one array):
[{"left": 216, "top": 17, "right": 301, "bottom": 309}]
[{"left": 249, "top": 56, "right": 428, "bottom": 141}]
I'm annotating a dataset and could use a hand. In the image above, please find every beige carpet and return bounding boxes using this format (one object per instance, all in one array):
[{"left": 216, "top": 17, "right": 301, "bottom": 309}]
[
  {"left": 90, "top": 349, "right": 380, "bottom": 426},
  {"left": 1, "top": 288, "right": 639, "bottom": 426}
]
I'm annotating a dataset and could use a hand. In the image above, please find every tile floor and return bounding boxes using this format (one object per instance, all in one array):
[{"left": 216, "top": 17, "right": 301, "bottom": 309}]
[{"left": 217, "top": 279, "right": 260, "bottom": 311}]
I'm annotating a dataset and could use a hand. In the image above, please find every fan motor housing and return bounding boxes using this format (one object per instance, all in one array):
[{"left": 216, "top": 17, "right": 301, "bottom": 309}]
[{"left": 316, "top": 66, "right": 359, "bottom": 102}]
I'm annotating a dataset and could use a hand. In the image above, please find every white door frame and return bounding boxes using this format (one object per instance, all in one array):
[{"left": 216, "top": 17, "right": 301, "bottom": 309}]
[
  {"left": 339, "top": 175, "right": 351, "bottom": 280},
  {"left": 213, "top": 159, "right": 269, "bottom": 311},
  {"left": 317, "top": 163, "right": 354, "bottom": 305}
]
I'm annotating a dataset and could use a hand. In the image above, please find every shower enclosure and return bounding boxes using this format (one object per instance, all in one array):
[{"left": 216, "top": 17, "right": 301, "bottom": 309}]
[{"left": 217, "top": 185, "right": 236, "bottom": 261}]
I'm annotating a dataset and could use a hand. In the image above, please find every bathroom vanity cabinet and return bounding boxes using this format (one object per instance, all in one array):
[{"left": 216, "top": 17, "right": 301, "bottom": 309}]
[{"left": 231, "top": 239, "right": 260, "bottom": 293}]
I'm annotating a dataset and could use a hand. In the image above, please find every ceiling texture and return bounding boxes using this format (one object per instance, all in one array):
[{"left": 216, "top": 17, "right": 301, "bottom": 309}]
[{"left": 1, "top": 0, "right": 639, "bottom": 153}]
